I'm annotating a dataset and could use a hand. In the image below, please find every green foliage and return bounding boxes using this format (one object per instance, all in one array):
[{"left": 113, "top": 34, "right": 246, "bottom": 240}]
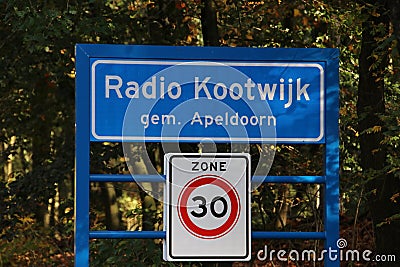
[
  {"left": 90, "top": 239, "right": 175, "bottom": 267},
  {"left": 382, "top": 75, "right": 400, "bottom": 180},
  {"left": 0, "top": 219, "right": 73, "bottom": 266},
  {"left": 1, "top": 0, "right": 399, "bottom": 265},
  {"left": 252, "top": 183, "right": 323, "bottom": 231}
]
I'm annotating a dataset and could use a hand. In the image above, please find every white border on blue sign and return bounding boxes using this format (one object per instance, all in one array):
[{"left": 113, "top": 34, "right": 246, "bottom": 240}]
[{"left": 90, "top": 60, "right": 324, "bottom": 142}]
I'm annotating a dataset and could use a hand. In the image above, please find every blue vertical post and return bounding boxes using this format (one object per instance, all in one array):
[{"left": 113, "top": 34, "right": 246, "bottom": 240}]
[
  {"left": 75, "top": 45, "right": 91, "bottom": 266},
  {"left": 324, "top": 49, "right": 340, "bottom": 266}
]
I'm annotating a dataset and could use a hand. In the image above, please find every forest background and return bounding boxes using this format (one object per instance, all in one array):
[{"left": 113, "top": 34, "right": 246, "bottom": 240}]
[{"left": 0, "top": 0, "right": 399, "bottom": 266}]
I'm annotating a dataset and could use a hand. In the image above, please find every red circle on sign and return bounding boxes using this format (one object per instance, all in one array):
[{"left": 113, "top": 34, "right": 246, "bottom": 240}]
[{"left": 177, "top": 175, "right": 240, "bottom": 239}]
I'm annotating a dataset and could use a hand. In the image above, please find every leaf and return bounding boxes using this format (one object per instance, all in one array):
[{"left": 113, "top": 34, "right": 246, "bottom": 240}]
[
  {"left": 372, "top": 125, "right": 382, "bottom": 133},
  {"left": 390, "top": 192, "right": 400, "bottom": 203}
]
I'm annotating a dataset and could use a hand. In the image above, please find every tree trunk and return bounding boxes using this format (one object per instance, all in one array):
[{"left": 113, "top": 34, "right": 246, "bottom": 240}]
[
  {"left": 199, "top": 0, "right": 220, "bottom": 156},
  {"left": 101, "top": 182, "right": 121, "bottom": 230},
  {"left": 201, "top": 0, "right": 220, "bottom": 46},
  {"left": 357, "top": 2, "right": 400, "bottom": 265},
  {"left": 128, "top": 145, "right": 158, "bottom": 231},
  {"left": 32, "top": 76, "right": 53, "bottom": 226},
  {"left": 275, "top": 184, "right": 290, "bottom": 229},
  {"left": 388, "top": 0, "right": 400, "bottom": 52}
]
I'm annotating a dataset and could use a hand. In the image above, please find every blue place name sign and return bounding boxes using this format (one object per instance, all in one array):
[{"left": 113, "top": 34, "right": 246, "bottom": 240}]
[{"left": 89, "top": 46, "right": 326, "bottom": 143}]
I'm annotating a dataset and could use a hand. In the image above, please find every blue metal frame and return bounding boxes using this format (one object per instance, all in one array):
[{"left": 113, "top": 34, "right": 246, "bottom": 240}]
[{"left": 75, "top": 44, "right": 339, "bottom": 266}]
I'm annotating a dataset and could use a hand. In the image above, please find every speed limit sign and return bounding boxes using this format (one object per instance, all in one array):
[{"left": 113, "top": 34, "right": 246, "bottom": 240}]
[{"left": 164, "top": 153, "right": 251, "bottom": 261}]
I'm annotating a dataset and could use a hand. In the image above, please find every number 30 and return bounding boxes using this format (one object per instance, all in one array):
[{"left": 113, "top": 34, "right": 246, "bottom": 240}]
[{"left": 190, "top": 196, "right": 228, "bottom": 218}]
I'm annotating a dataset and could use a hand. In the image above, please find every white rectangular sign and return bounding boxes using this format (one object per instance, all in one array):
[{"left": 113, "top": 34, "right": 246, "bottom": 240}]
[{"left": 164, "top": 153, "right": 251, "bottom": 261}]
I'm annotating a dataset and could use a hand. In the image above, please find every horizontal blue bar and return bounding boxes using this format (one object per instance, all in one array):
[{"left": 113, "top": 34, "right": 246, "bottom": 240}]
[
  {"left": 252, "top": 231, "right": 325, "bottom": 239},
  {"left": 90, "top": 174, "right": 325, "bottom": 184},
  {"left": 89, "top": 230, "right": 325, "bottom": 240},
  {"left": 253, "top": 176, "right": 325, "bottom": 184},
  {"left": 89, "top": 231, "right": 166, "bottom": 239},
  {"left": 90, "top": 174, "right": 165, "bottom": 182}
]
